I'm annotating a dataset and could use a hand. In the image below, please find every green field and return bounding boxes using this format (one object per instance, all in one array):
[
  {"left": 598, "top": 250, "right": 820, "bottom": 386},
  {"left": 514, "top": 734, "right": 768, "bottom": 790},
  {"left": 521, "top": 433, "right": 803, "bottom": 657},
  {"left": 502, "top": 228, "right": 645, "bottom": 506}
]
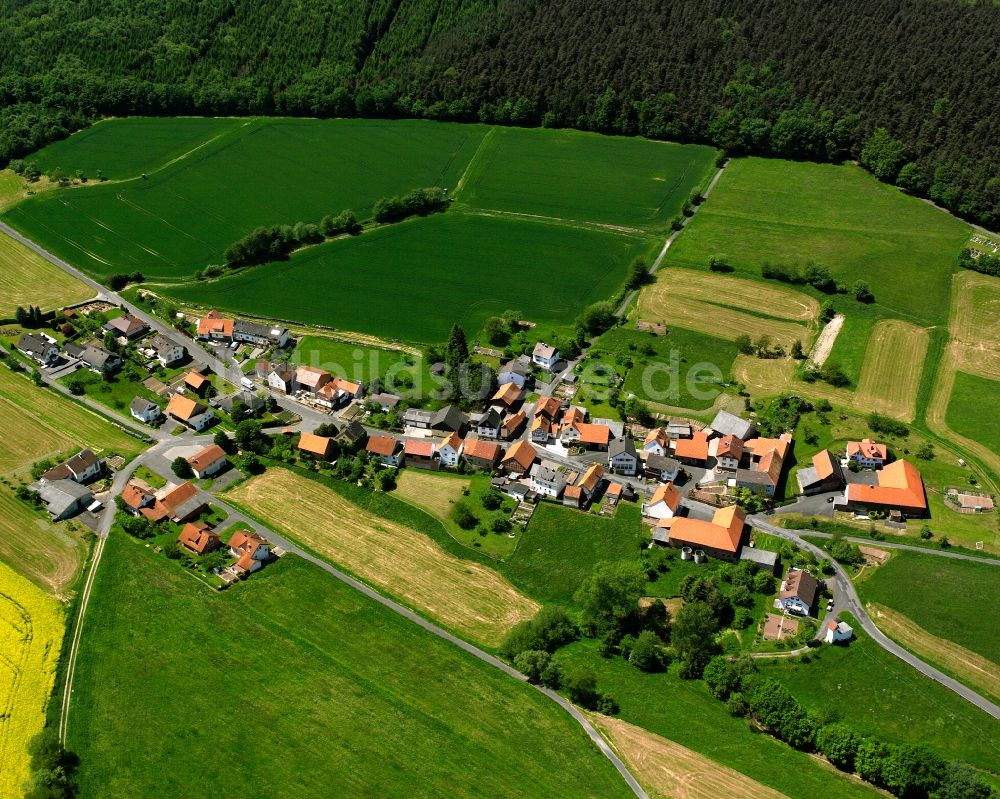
[
  {"left": 165, "top": 213, "right": 644, "bottom": 341},
  {"left": 69, "top": 532, "right": 634, "bottom": 799},
  {"left": 5, "top": 118, "right": 488, "bottom": 279},
  {"left": 456, "top": 126, "right": 716, "bottom": 230},
  {"left": 290, "top": 335, "right": 434, "bottom": 390},
  {"left": 25, "top": 117, "right": 246, "bottom": 180},
  {"left": 664, "top": 158, "right": 970, "bottom": 326},
  {"left": 947, "top": 371, "right": 1000, "bottom": 455},
  {"left": 858, "top": 552, "right": 999, "bottom": 665},
  {"left": 588, "top": 325, "right": 739, "bottom": 410},
  {"left": 758, "top": 628, "right": 1000, "bottom": 771}
]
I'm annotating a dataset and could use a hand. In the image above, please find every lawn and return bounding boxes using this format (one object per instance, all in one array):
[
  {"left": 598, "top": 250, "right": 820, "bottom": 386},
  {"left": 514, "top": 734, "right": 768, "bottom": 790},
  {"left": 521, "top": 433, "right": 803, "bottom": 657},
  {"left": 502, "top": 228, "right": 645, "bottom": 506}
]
[
  {"left": 947, "top": 371, "right": 1000, "bottom": 455},
  {"left": 289, "top": 335, "right": 433, "bottom": 392},
  {"left": 0, "top": 560, "right": 64, "bottom": 798},
  {"left": 67, "top": 532, "right": 635, "bottom": 799},
  {"left": 758, "top": 627, "right": 1000, "bottom": 772},
  {"left": 0, "top": 231, "right": 93, "bottom": 314},
  {"left": 588, "top": 325, "right": 739, "bottom": 410},
  {"left": 226, "top": 467, "right": 538, "bottom": 646},
  {"left": 4, "top": 118, "right": 488, "bottom": 280},
  {"left": 165, "top": 212, "right": 643, "bottom": 342},
  {"left": 555, "top": 641, "right": 879, "bottom": 799},
  {"left": 57, "top": 366, "right": 165, "bottom": 419},
  {"left": 664, "top": 158, "right": 970, "bottom": 327},
  {"left": 0, "top": 395, "right": 75, "bottom": 473},
  {"left": 456, "top": 126, "right": 717, "bottom": 230},
  {"left": 24, "top": 116, "right": 246, "bottom": 180}
]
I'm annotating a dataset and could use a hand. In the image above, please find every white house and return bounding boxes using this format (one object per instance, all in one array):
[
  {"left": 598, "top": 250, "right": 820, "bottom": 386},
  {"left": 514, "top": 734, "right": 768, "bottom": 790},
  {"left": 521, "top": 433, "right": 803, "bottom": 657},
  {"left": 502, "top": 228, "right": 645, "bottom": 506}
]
[
  {"left": 532, "top": 341, "right": 560, "bottom": 370},
  {"left": 17, "top": 333, "right": 59, "bottom": 365},
  {"left": 42, "top": 449, "right": 103, "bottom": 484},
  {"left": 642, "top": 482, "right": 682, "bottom": 520},
  {"left": 186, "top": 444, "right": 228, "bottom": 479},
  {"left": 228, "top": 530, "right": 270, "bottom": 576},
  {"left": 165, "top": 393, "right": 215, "bottom": 431},
  {"left": 233, "top": 318, "right": 292, "bottom": 348},
  {"left": 847, "top": 439, "right": 888, "bottom": 469},
  {"left": 530, "top": 461, "right": 567, "bottom": 498},
  {"left": 608, "top": 438, "right": 639, "bottom": 476},
  {"left": 148, "top": 335, "right": 187, "bottom": 367},
  {"left": 268, "top": 367, "right": 294, "bottom": 394},
  {"left": 643, "top": 428, "right": 669, "bottom": 457},
  {"left": 824, "top": 619, "right": 854, "bottom": 644},
  {"left": 712, "top": 434, "right": 744, "bottom": 472},
  {"left": 498, "top": 358, "right": 530, "bottom": 388},
  {"left": 366, "top": 435, "right": 403, "bottom": 467},
  {"left": 130, "top": 397, "right": 162, "bottom": 424},
  {"left": 438, "top": 432, "right": 463, "bottom": 467},
  {"left": 473, "top": 408, "right": 502, "bottom": 439},
  {"left": 776, "top": 569, "right": 819, "bottom": 616}
]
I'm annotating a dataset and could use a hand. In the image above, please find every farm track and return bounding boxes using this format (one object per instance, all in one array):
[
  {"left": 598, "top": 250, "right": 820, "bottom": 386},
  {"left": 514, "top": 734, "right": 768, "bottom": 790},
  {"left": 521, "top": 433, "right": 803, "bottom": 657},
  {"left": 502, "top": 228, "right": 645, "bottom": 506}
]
[{"left": 808, "top": 314, "right": 844, "bottom": 367}]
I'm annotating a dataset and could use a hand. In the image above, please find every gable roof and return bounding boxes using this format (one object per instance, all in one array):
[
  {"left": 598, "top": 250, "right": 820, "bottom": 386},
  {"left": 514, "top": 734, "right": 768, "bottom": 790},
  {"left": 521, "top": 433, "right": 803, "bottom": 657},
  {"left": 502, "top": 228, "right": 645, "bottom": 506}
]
[
  {"left": 298, "top": 432, "right": 334, "bottom": 457},
  {"left": 158, "top": 482, "right": 200, "bottom": 514},
  {"left": 577, "top": 423, "right": 611, "bottom": 447},
  {"left": 674, "top": 431, "right": 710, "bottom": 461},
  {"left": 366, "top": 434, "right": 401, "bottom": 457},
  {"left": 431, "top": 405, "right": 466, "bottom": 431},
  {"left": 649, "top": 481, "right": 682, "bottom": 512},
  {"left": 197, "top": 315, "right": 234, "bottom": 337},
  {"left": 845, "top": 459, "right": 926, "bottom": 510},
  {"left": 440, "top": 431, "right": 463, "bottom": 452},
  {"left": 105, "top": 314, "right": 147, "bottom": 336},
  {"left": 646, "top": 453, "right": 679, "bottom": 472},
  {"left": 502, "top": 410, "right": 527, "bottom": 435},
  {"left": 166, "top": 393, "right": 207, "bottom": 422},
  {"left": 404, "top": 439, "right": 435, "bottom": 457},
  {"left": 130, "top": 397, "right": 159, "bottom": 415},
  {"left": 847, "top": 438, "right": 887, "bottom": 460},
  {"left": 812, "top": 449, "right": 840, "bottom": 480},
  {"left": 502, "top": 440, "right": 538, "bottom": 470},
  {"left": 715, "top": 434, "right": 744, "bottom": 460},
  {"left": 533, "top": 341, "right": 558, "bottom": 359},
  {"left": 42, "top": 449, "right": 99, "bottom": 481},
  {"left": 295, "top": 365, "right": 330, "bottom": 389},
  {"left": 578, "top": 463, "right": 605, "bottom": 493},
  {"left": 668, "top": 505, "right": 746, "bottom": 553},
  {"left": 533, "top": 396, "right": 562, "bottom": 419},
  {"left": 186, "top": 444, "right": 226, "bottom": 471},
  {"left": 492, "top": 382, "right": 523, "bottom": 406},
  {"left": 121, "top": 481, "right": 155, "bottom": 510},
  {"left": 781, "top": 569, "right": 819, "bottom": 606},
  {"left": 178, "top": 522, "right": 219, "bottom": 554},
  {"left": 709, "top": 411, "right": 756, "bottom": 440},
  {"left": 608, "top": 436, "right": 637, "bottom": 457},
  {"left": 229, "top": 529, "right": 267, "bottom": 557},
  {"left": 463, "top": 438, "right": 502, "bottom": 462},
  {"left": 149, "top": 334, "right": 184, "bottom": 354},
  {"left": 644, "top": 427, "right": 669, "bottom": 447}
]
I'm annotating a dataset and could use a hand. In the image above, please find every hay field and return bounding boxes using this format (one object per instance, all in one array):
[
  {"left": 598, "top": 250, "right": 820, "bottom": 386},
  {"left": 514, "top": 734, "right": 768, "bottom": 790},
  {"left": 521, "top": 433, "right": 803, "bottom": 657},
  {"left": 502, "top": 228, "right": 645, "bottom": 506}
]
[
  {"left": 0, "top": 397, "right": 74, "bottom": 473},
  {"left": 228, "top": 469, "right": 538, "bottom": 646},
  {"left": 0, "top": 232, "right": 92, "bottom": 315},
  {"left": 638, "top": 268, "right": 815, "bottom": 349},
  {"left": 0, "top": 561, "right": 64, "bottom": 797},
  {"left": 868, "top": 604, "right": 1000, "bottom": 705},
  {"left": 590, "top": 714, "right": 789, "bottom": 799},
  {"left": 854, "top": 320, "right": 929, "bottom": 421},
  {"left": 394, "top": 470, "right": 469, "bottom": 519}
]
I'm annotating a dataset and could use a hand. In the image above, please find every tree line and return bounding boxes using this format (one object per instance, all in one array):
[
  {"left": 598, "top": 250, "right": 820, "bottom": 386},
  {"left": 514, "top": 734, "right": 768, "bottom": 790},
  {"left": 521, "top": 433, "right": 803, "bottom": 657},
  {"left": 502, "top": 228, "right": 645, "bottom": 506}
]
[{"left": 0, "top": 1, "right": 997, "bottom": 229}]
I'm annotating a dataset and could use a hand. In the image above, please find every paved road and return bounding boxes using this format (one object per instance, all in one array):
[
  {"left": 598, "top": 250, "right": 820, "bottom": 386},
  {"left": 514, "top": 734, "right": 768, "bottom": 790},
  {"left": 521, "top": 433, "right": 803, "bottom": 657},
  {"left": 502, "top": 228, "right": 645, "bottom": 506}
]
[
  {"left": 749, "top": 515, "right": 1000, "bottom": 720},
  {"left": 783, "top": 527, "right": 1000, "bottom": 565}
]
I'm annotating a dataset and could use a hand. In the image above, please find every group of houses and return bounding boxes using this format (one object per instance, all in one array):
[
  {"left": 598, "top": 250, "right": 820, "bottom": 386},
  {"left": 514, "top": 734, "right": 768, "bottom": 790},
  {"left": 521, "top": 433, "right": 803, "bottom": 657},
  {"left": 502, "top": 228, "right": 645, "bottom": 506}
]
[
  {"left": 176, "top": 521, "right": 271, "bottom": 583},
  {"left": 195, "top": 309, "right": 292, "bottom": 349},
  {"left": 28, "top": 449, "right": 104, "bottom": 520},
  {"left": 255, "top": 362, "right": 363, "bottom": 410}
]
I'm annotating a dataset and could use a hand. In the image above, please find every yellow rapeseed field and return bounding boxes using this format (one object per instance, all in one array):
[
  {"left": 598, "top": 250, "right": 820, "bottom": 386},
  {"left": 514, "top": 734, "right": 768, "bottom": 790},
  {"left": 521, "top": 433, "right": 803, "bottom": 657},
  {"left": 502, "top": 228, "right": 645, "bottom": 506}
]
[{"left": 0, "top": 561, "right": 65, "bottom": 797}]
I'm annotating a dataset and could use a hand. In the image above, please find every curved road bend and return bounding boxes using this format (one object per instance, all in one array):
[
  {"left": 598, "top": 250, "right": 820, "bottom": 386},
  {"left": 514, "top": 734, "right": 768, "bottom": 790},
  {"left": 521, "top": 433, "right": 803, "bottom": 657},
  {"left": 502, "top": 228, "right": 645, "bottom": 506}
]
[
  {"left": 206, "top": 494, "right": 650, "bottom": 799},
  {"left": 749, "top": 516, "right": 1000, "bottom": 721}
]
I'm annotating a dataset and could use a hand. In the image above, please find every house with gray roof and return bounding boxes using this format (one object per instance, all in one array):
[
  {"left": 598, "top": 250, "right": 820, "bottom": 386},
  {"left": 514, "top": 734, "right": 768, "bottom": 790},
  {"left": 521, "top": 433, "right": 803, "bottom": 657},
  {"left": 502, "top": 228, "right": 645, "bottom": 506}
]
[
  {"left": 42, "top": 449, "right": 102, "bottom": 483},
  {"left": 148, "top": 335, "right": 186, "bottom": 367},
  {"left": 17, "top": 333, "right": 59, "bottom": 365},
  {"left": 31, "top": 479, "right": 93, "bottom": 520},
  {"left": 130, "top": 397, "right": 162, "bottom": 424},
  {"left": 608, "top": 437, "right": 639, "bottom": 476},
  {"left": 233, "top": 318, "right": 291, "bottom": 348},
  {"left": 65, "top": 342, "right": 121, "bottom": 374},
  {"left": 709, "top": 410, "right": 757, "bottom": 441}
]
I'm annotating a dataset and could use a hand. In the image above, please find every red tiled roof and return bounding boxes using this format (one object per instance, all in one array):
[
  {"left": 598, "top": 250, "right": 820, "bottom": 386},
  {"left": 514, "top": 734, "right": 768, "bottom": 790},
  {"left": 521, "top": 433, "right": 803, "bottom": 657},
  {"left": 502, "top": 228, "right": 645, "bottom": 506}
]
[
  {"left": 846, "top": 460, "right": 926, "bottom": 511},
  {"left": 502, "top": 440, "right": 538, "bottom": 470},
  {"left": 576, "top": 423, "right": 611, "bottom": 446},
  {"left": 186, "top": 444, "right": 226, "bottom": 470},
  {"left": 668, "top": 505, "right": 746, "bottom": 553},
  {"left": 366, "top": 435, "right": 400, "bottom": 457},
  {"left": 847, "top": 438, "right": 887, "bottom": 460},
  {"left": 197, "top": 316, "right": 234, "bottom": 337},
  {"left": 166, "top": 393, "right": 205, "bottom": 422},
  {"left": 404, "top": 439, "right": 435, "bottom": 457},
  {"left": 463, "top": 438, "right": 501, "bottom": 462},
  {"left": 649, "top": 481, "right": 682, "bottom": 512},
  {"left": 674, "top": 431, "right": 709, "bottom": 461},
  {"left": 298, "top": 432, "right": 333, "bottom": 457}
]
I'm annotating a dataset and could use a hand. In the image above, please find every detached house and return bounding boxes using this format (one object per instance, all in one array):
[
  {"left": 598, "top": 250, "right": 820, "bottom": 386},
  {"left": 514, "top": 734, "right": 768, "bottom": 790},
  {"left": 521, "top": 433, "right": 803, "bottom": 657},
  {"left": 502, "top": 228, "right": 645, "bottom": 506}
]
[
  {"left": 366, "top": 435, "right": 403, "bottom": 467},
  {"left": 187, "top": 444, "right": 228, "bottom": 478},
  {"left": 183, "top": 369, "right": 210, "bottom": 397},
  {"left": 438, "top": 432, "right": 463, "bottom": 467},
  {"left": 712, "top": 435, "right": 744, "bottom": 472},
  {"left": 491, "top": 381, "right": 523, "bottom": 410},
  {"left": 473, "top": 408, "right": 503, "bottom": 439},
  {"left": 42, "top": 449, "right": 102, "bottom": 484},
  {"left": 530, "top": 460, "right": 567, "bottom": 498},
  {"left": 103, "top": 313, "right": 148, "bottom": 340},
  {"left": 298, "top": 432, "right": 336, "bottom": 460},
  {"left": 196, "top": 311, "right": 234, "bottom": 341},
  {"left": 498, "top": 358, "right": 530, "bottom": 389},
  {"left": 148, "top": 334, "right": 186, "bottom": 367},
  {"left": 178, "top": 522, "right": 221, "bottom": 555},
  {"left": 156, "top": 482, "right": 206, "bottom": 523},
  {"left": 65, "top": 342, "right": 121, "bottom": 374},
  {"left": 847, "top": 439, "right": 888, "bottom": 469},
  {"left": 776, "top": 568, "right": 819, "bottom": 616},
  {"left": 532, "top": 341, "right": 560, "bottom": 370},
  {"left": 643, "top": 428, "right": 670, "bottom": 457},
  {"left": 570, "top": 463, "right": 605, "bottom": 508},
  {"left": 643, "top": 481, "right": 682, "bottom": 520},
  {"left": 644, "top": 453, "right": 680, "bottom": 482},
  {"left": 294, "top": 365, "right": 331, "bottom": 395},
  {"left": 165, "top": 393, "right": 215, "bottom": 431},
  {"left": 608, "top": 437, "right": 639, "bottom": 475},
  {"left": 17, "top": 333, "right": 59, "bottom": 365},
  {"left": 316, "top": 377, "right": 363, "bottom": 409},
  {"left": 228, "top": 530, "right": 270, "bottom": 576}
]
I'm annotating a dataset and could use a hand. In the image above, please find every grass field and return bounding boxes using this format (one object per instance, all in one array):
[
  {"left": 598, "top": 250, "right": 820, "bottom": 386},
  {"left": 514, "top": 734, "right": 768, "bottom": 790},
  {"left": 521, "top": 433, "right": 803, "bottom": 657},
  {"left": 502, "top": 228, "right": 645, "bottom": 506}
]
[
  {"left": 590, "top": 714, "right": 789, "bottom": 799},
  {"left": 67, "top": 533, "right": 634, "bottom": 799},
  {"left": 854, "top": 319, "right": 929, "bottom": 421},
  {"left": 637, "top": 268, "right": 816, "bottom": 350},
  {"left": 227, "top": 468, "right": 538, "bottom": 646},
  {"left": 758, "top": 627, "right": 1000, "bottom": 770},
  {"left": 5, "top": 118, "right": 488, "bottom": 279},
  {"left": 947, "top": 372, "right": 1000, "bottom": 455},
  {"left": 0, "top": 232, "right": 92, "bottom": 315},
  {"left": 456, "top": 126, "right": 717, "bottom": 230},
  {"left": 663, "top": 158, "right": 970, "bottom": 327},
  {"left": 0, "top": 396, "right": 74, "bottom": 472},
  {"left": 25, "top": 117, "right": 246, "bottom": 180},
  {"left": 290, "top": 334, "right": 432, "bottom": 389},
  {"left": 0, "top": 560, "right": 64, "bottom": 798},
  {"left": 166, "top": 213, "right": 643, "bottom": 341}
]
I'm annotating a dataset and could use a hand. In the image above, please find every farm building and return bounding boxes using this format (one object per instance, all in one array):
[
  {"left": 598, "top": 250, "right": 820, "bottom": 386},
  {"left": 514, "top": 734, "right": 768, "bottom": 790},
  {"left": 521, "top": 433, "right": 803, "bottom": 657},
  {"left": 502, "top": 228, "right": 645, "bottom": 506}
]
[
  {"left": 739, "top": 547, "right": 779, "bottom": 575},
  {"left": 186, "top": 444, "right": 228, "bottom": 478},
  {"left": 565, "top": 422, "right": 611, "bottom": 451},
  {"left": 403, "top": 405, "right": 466, "bottom": 433},
  {"left": 404, "top": 439, "right": 438, "bottom": 470},
  {"left": 709, "top": 411, "right": 757, "bottom": 441},
  {"left": 825, "top": 619, "right": 854, "bottom": 644},
  {"left": 842, "top": 459, "right": 927, "bottom": 517},
  {"left": 711, "top": 435, "right": 744, "bottom": 472},
  {"left": 847, "top": 439, "right": 888, "bottom": 469},
  {"left": 30, "top": 479, "right": 94, "bottom": 520},
  {"left": 491, "top": 381, "right": 523, "bottom": 409},
  {"left": 776, "top": 568, "right": 819, "bottom": 616},
  {"left": 463, "top": 438, "right": 502, "bottom": 471},
  {"left": 294, "top": 365, "right": 331, "bottom": 395},
  {"left": 297, "top": 432, "right": 335, "bottom": 460},
  {"left": 657, "top": 505, "right": 747, "bottom": 561},
  {"left": 796, "top": 449, "right": 845, "bottom": 495},
  {"left": 501, "top": 410, "right": 527, "bottom": 440},
  {"left": 501, "top": 440, "right": 538, "bottom": 476},
  {"left": 576, "top": 463, "right": 605, "bottom": 502},
  {"left": 673, "top": 431, "right": 710, "bottom": 466}
]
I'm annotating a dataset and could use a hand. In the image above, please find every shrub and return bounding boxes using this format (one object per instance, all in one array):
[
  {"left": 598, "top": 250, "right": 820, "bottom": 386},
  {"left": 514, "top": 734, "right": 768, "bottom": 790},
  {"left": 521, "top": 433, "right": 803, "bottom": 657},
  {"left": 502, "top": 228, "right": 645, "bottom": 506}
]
[
  {"left": 513, "top": 649, "right": 550, "bottom": 683},
  {"left": 628, "top": 630, "right": 666, "bottom": 672},
  {"left": 451, "top": 501, "right": 478, "bottom": 529},
  {"left": 171, "top": 456, "right": 193, "bottom": 479}
]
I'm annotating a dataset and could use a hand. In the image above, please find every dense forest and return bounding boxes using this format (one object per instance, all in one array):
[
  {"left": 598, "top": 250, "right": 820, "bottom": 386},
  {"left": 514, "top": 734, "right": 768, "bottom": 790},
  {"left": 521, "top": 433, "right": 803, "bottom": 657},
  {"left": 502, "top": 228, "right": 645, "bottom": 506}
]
[{"left": 1, "top": 0, "right": 998, "bottom": 228}]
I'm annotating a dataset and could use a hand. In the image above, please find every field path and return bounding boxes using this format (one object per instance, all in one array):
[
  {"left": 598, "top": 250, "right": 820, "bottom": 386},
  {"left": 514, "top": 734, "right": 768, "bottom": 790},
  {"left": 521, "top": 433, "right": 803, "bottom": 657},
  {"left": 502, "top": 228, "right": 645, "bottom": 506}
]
[
  {"left": 809, "top": 314, "right": 844, "bottom": 366},
  {"left": 452, "top": 126, "right": 497, "bottom": 199}
]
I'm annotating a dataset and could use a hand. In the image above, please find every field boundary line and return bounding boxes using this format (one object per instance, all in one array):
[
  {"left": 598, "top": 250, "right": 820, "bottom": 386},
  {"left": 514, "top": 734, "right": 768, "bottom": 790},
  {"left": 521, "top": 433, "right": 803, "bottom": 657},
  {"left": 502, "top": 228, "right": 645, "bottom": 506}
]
[
  {"left": 452, "top": 126, "right": 496, "bottom": 199},
  {"left": 456, "top": 206, "right": 646, "bottom": 237}
]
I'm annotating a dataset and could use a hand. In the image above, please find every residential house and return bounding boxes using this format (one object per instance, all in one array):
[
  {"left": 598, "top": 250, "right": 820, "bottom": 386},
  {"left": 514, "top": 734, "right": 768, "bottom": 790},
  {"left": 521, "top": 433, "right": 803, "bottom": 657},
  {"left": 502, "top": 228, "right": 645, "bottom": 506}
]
[
  {"left": 183, "top": 369, "right": 210, "bottom": 397},
  {"left": 294, "top": 365, "right": 331, "bottom": 395},
  {"left": 196, "top": 310, "right": 235, "bottom": 341},
  {"left": 644, "top": 453, "right": 680, "bottom": 483},
  {"left": 42, "top": 449, "right": 103, "bottom": 483},
  {"left": 847, "top": 439, "right": 888, "bottom": 469},
  {"left": 500, "top": 440, "right": 538, "bottom": 476},
  {"left": 473, "top": 408, "right": 502, "bottom": 439},
  {"left": 796, "top": 450, "right": 845, "bottom": 496},
  {"left": 498, "top": 358, "right": 531, "bottom": 388},
  {"left": 232, "top": 318, "right": 291, "bottom": 348},
  {"left": 530, "top": 460, "right": 567, "bottom": 498},
  {"left": 366, "top": 435, "right": 403, "bottom": 467},
  {"left": 178, "top": 521, "right": 221, "bottom": 555},
  {"left": 735, "top": 433, "right": 792, "bottom": 497},
  {"left": 674, "top": 431, "right": 710, "bottom": 467},
  {"left": 217, "top": 391, "right": 265, "bottom": 419},
  {"left": 404, "top": 439, "right": 438, "bottom": 470},
  {"left": 842, "top": 459, "right": 927, "bottom": 518},
  {"left": 531, "top": 416, "right": 554, "bottom": 444},
  {"left": 316, "top": 376, "right": 363, "bottom": 410},
  {"left": 186, "top": 444, "right": 228, "bottom": 478},
  {"left": 462, "top": 438, "right": 502, "bottom": 471},
  {"left": 573, "top": 463, "right": 605, "bottom": 506},
  {"left": 776, "top": 568, "right": 819, "bottom": 616},
  {"left": 500, "top": 410, "right": 527, "bottom": 440},
  {"left": 370, "top": 392, "right": 402, "bottom": 411},
  {"left": 608, "top": 437, "right": 639, "bottom": 475},
  {"left": 824, "top": 619, "right": 854, "bottom": 644},
  {"left": 643, "top": 482, "right": 683, "bottom": 520},
  {"left": 64, "top": 342, "right": 121, "bottom": 374},
  {"left": 268, "top": 365, "right": 295, "bottom": 394},
  {"left": 491, "top": 381, "right": 523, "bottom": 410},
  {"left": 103, "top": 314, "right": 148, "bottom": 340},
  {"left": 709, "top": 410, "right": 757, "bottom": 441},
  {"left": 532, "top": 341, "right": 560, "bottom": 370},
  {"left": 534, "top": 396, "right": 563, "bottom": 423},
  {"left": 336, "top": 420, "right": 367, "bottom": 450},
  {"left": 564, "top": 421, "right": 611, "bottom": 451},
  {"left": 156, "top": 482, "right": 206, "bottom": 523},
  {"left": 148, "top": 334, "right": 186, "bottom": 367},
  {"left": 121, "top": 481, "right": 158, "bottom": 518},
  {"left": 228, "top": 530, "right": 270, "bottom": 575},
  {"left": 438, "top": 432, "right": 463, "bottom": 467},
  {"left": 165, "top": 393, "right": 215, "bottom": 431},
  {"left": 30, "top": 479, "right": 93, "bottom": 520},
  {"left": 712, "top": 435, "right": 744, "bottom": 472},
  {"left": 298, "top": 432, "right": 336, "bottom": 460},
  {"left": 17, "top": 333, "right": 59, "bottom": 365},
  {"left": 562, "top": 485, "right": 584, "bottom": 508},
  {"left": 643, "top": 428, "right": 670, "bottom": 457},
  {"left": 657, "top": 505, "right": 747, "bottom": 561}
]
